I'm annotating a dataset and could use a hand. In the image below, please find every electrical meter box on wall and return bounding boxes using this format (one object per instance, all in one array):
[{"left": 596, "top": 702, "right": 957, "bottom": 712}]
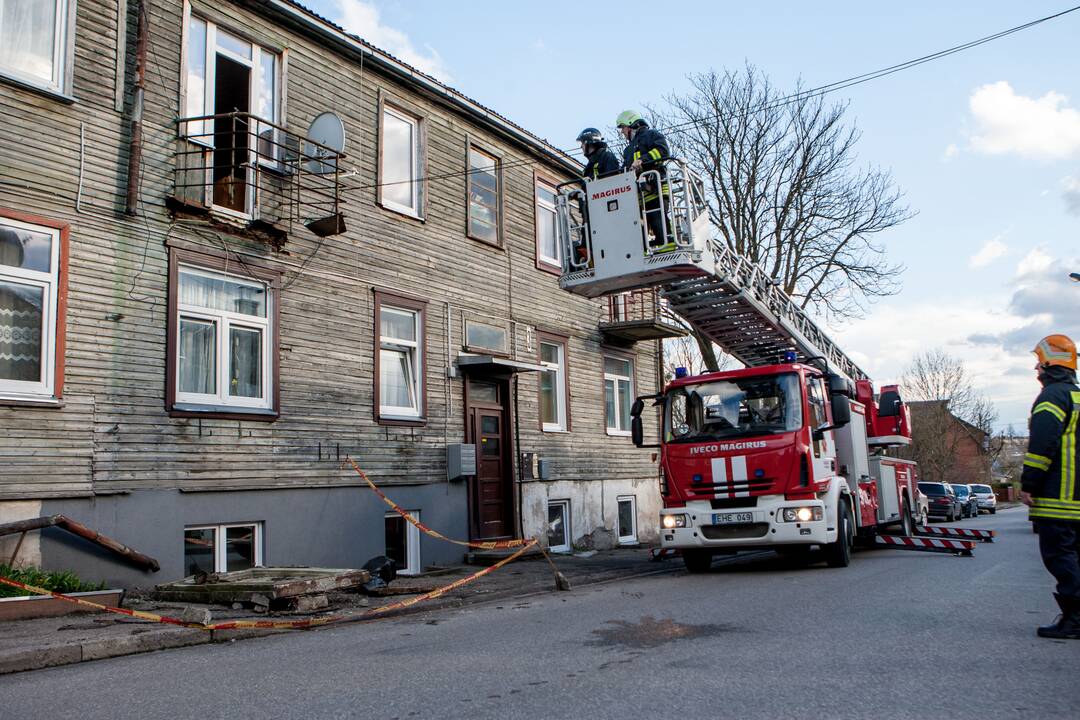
[{"left": 447, "top": 444, "right": 476, "bottom": 481}]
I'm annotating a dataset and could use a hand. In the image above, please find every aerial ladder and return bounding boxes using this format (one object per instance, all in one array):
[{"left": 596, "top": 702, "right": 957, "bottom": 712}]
[{"left": 556, "top": 162, "right": 987, "bottom": 561}]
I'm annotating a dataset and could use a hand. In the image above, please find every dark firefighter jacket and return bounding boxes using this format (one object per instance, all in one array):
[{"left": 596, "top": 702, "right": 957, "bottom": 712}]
[
  {"left": 622, "top": 127, "right": 671, "bottom": 201},
  {"left": 622, "top": 127, "right": 671, "bottom": 172},
  {"left": 1022, "top": 365, "right": 1080, "bottom": 522},
  {"left": 583, "top": 146, "right": 621, "bottom": 181}
]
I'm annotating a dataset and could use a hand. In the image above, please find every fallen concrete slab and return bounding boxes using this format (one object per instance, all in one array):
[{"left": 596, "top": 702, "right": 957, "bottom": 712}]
[{"left": 152, "top": 568, "right": 370, "bottom": 607}]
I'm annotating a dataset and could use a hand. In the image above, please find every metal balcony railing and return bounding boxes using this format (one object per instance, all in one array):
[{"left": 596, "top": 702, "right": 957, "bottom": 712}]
[
  {"left": 172, "top": 112, "right": 346, "bottom": 239},
  {"left": 599, "top": 288, "right": 687, "bottom": 342}
]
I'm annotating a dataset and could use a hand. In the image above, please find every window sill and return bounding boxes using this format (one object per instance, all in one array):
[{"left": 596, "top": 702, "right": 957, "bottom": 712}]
[
  {"left": 378, "top": 414, "right": 427, "bottom": 427},
  {"left": 542, "top": 427, "right": 570, "bottom": 434},
  {"left": 379, "top": 201, "right": 424, "bottom": 223},
  {"left": 0, "top": 396, "right": 63, "bottom": 409},
  {"left": 467, "top": 233, "right": 504, "bottom": 250},
  {"left": 0, "top": 73, "right": 75, "bottom": 104},
  {"left": 170, "top": 404, "right": 279, "bottom": 422},
  {"left": 537, "top": 260, "right": 562, "bottom": 276},
  {"left": 606, "top": 430, "right": 632, "bottom": 437}
]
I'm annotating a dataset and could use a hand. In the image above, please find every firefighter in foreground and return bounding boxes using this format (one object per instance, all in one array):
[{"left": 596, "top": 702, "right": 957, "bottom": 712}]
[
  {"left": 577, "top": 127, "right": 621, "bottom": 181},
  {"left": 1021, "top": 333, "right": 1080, "bottom": 639},
  {"left": 616, "top": 110, "right": 674, "bottom": 251}
]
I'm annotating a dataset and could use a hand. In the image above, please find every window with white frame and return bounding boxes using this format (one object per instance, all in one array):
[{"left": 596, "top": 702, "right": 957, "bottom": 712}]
[
  {"left": 378, "top": 303, "right": 423, "bottom": 419},
  {"left": 467, "top": 145, "right": 500, "bottom": 245},
  {"left": 617, "top": 496, "right": 637, "bottom": 545},
  {"left": 183, "top": 522, "right": 263, "bottom": 575},
  {"left": 175, "top": 265, "right": 272, "bottom": 411},
  {"left": 0, "top": 215, "right": 61, "bottom": 401},
  {"left": 604, "top": 355, "right": 634, "bottom": 434},
  {"left": 183, "top": 12, "right": 281, "bottom": 215},
  {"left": 539, "top": 338, "right": 567, "bottom": 431},
  {"left": 535, "top": 179, "right": 560, "bottom": 268},
  {"left": 380, "top": 104, "right": 422, "bottom": 216},
  {"left": 547, "top": 500, "right": 570, "bottom": 553},
  {"left": 0, "top": 0, "right": 73, "bottom": 94},
  {"left": 385, "top": 512, "right": 421, "bottom": 576}
]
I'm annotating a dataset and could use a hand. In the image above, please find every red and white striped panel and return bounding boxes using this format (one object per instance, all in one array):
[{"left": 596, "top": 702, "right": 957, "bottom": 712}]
[
  {"left": 650, "top": 547, "right": 680, "bottom": 561},
  {"left": 875, "top": 534, "right": 975, "bottom": 554},
  {"left": 915, "top": 526, "right": 995, "bottom": 542},
  {"left": 711, "top": 455, "right": 750, "bottom": 499}
]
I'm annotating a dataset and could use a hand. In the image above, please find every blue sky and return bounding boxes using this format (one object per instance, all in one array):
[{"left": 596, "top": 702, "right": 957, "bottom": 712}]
[{"left": 309, "top": 0, "right": 1080, "bottom": 431}]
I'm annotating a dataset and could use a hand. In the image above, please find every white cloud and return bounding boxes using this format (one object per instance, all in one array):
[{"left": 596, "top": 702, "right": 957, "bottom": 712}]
[
  {"left": 968, "top": 81, "right": 1080, "bottom": 160},
  {"left": 942, "top": 143, "right": 959, "bottom": 161},
  {"left": 1063, "top": 176, "right": 1080, "bottom": 216},
  {"left": 532, "top": 38, "right": 546, "bottom": 51},
  {"left": 333, "top": 0, "right": 451, "bottom": 81},
  {"left": 828, "top": 247, "right": 1079, "bottom": 432},
  {"left": 1015, "top": 246, "right": 1053, "bottom": 277},
  {"left": 968, "top": 235, "right": 1008, "bottom": 268}
]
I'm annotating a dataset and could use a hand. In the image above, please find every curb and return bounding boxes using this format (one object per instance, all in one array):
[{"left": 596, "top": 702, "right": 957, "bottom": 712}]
[{"left": 0, "top": 551, "right": 763, "bottom": 675}]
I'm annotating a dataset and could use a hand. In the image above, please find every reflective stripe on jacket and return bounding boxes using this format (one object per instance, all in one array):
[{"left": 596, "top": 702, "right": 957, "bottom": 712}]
[
  {"left": 1022, "top": 374, "right": 1080, "bottom": 522},
  {"left": 583, "top": 147, "right": 621, "bottom": 180}
]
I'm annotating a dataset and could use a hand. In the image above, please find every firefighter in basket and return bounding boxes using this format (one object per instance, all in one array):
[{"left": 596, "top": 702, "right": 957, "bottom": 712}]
[
  {"left": 1021, "top": 333, "right": 1080, "bottom": 639},
  {"left": 577, "top": 127, "right": 621, "bottom": 181},
  {"left": 616, "top": 110, "right": 675, "bottom": 253}
]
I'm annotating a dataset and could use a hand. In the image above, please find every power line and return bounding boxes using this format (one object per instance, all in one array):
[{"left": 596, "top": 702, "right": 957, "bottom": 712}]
[{"left": 338, "top": 4, "right": 1079, "bottom": 197}]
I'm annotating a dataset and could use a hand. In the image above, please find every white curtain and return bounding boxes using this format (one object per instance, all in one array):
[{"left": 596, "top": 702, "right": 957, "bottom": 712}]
[
  {"left": 178, "top": 318, "right": 215, "bottom": 394},
  {"left": 0, "top": 0, "right": 58, "bottom": 84}
]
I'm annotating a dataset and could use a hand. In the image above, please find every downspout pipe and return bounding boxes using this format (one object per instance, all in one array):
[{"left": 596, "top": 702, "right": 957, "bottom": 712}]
[{"left": 125, "top": 0, "right": 148, "bottom": 216}]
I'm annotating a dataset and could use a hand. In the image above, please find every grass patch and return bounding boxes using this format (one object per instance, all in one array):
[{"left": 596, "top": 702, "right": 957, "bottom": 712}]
[{"left": 0, "top": 564, "right": 107, "bottom": 599}]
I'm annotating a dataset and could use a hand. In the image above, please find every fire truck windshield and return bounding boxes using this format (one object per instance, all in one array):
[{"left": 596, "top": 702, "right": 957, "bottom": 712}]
[{"left": 664, "top": 373, "right": 803, "bottom": 443}]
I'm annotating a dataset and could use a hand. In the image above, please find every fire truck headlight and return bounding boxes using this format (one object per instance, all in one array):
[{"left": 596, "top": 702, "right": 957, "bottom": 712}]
[
  {"left": 782, "top": 507, "right": 823, "bottom": 522},
  {"left": 662, "top": 514, "right": 687, "bottom": 529}
]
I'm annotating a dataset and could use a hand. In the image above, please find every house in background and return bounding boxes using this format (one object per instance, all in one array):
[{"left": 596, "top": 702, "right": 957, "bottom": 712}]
[
  {"left": 895, "top": 400, "right": 992, "bottom": 486},
  {"left": 0, "top": 0, "right": 680, "bottom": 586}
]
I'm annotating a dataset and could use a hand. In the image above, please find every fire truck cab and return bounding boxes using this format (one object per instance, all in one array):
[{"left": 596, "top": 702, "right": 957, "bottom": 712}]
[
  {"left": 632, "top": 362, "right": 915, "bottom": 572},
  {"left": 556, "top": 161, "right": 715, "bottom": 298}
]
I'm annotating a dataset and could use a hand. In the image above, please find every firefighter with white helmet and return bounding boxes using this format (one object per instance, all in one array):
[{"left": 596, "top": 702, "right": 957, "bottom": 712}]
[
  {"left": 576, "top": 128, "right": 621, "bottom": 181},
  {"left": 616, "top": 110, "right": 674, "bottom": 251},
  {"left": 1021, "top": 333, "right": 1080, "bottom": 639}
]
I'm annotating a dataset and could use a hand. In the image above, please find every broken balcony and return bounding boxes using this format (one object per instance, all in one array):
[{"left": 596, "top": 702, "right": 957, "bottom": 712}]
[
  {"left": 599, "top": 288, "right": 687, "bottom": 343},
  {"left": 171, "top": 112, "right": 347, "bottom": 245}
]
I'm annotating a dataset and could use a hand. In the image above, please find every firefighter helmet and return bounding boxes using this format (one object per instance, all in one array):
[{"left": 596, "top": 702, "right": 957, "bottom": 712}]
[
  {"left": 1033, "top": 334, "right": 1077, "bottom": 370},
  {"left": 576, "top": 128, "right": 605, "bottom": 144},
  {"left": 616, "top": 110, "right": 644, "bottom": 128}
]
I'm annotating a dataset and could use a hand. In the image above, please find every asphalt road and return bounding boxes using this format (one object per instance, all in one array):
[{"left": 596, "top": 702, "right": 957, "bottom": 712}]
[{"left": 3, "top": 507, "right": 1078, "bottom": 720}]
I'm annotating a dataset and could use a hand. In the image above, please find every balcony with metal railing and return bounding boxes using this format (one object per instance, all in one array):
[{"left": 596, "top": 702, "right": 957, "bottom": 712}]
[
  {"left": 170, "top": 112, "right": 347, "bottom": 245},
  {"left": 599, "top": 288, "right": 687, "bottom": 343}
]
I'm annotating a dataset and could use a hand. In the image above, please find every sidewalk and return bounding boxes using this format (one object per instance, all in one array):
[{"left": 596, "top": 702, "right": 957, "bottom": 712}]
[{"left": 0, "top": 547, "right": 687, "bottom": 675}]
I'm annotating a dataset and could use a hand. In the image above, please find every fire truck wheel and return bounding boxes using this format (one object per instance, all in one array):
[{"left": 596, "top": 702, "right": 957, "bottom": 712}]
[
  {"left": 682, "top": 550, "right": 713, "bottom": 574},
  {"left": 901, "top": 501, "right": 914, "bottom": 537},
  {"left": 824, "top": 501, "right": 853, "bottom": 568}
]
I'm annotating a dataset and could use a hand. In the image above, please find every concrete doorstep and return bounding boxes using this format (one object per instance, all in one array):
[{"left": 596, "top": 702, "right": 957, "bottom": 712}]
[{"left": 0, "top": 547, "right": 706, "bottom": 675}]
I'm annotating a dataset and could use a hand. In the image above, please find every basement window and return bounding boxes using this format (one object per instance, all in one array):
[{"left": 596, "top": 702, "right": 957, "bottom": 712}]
[
  {"left": 183, "top": 522, "right": 263, "bottom": 576},
  {"left": 547, "top": 500, "right": 571, "bottom": 553},
  {"left": 384, "top": 512, "right": 421, "bottom": 576},
  {"left": 617, "top": 496, "right": 638, "bottom": 545}
]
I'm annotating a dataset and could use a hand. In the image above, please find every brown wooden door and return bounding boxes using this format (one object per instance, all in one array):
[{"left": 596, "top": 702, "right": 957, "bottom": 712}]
[{"left": 466, "top": 380, "right": 513, "bottom": 539}]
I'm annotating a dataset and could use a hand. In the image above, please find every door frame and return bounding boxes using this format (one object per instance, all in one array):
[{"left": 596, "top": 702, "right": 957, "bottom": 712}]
[{"left": 464, "top": 375, "right": 517, "bottom": 540}]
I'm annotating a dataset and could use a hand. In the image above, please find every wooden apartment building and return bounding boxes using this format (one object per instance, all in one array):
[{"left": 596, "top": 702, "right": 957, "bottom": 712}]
[{"left": 0, "top": 0, "right": 681, "bottom": 585}]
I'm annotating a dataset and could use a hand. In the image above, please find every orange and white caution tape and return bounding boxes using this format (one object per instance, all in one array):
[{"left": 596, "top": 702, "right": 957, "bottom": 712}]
[
  {"left": 347, "top": 458, "right": 531, "bottom": 549},
  {"left": 0, "top": 539, "right": 538, "bottom": 631}
]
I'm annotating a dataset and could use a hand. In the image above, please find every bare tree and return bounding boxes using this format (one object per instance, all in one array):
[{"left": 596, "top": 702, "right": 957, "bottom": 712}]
[
  {"left": 649, "top": 65, "right": 912, "bottom": 371},
  {"left": 663, "top": 334, "right": 732, "bottom": 384},
  {"left": 899, "top": 349, "right": 998, "bottom": 484}
]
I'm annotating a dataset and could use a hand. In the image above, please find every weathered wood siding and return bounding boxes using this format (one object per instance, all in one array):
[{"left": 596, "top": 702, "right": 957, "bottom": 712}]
[{"left": 0, "top": 0, "right": 661, "bottom": 500}]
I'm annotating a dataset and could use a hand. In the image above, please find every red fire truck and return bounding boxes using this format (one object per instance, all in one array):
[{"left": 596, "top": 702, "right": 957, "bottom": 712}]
[{"left": 557, "top": 162, "right": 920, "bottom": 571}]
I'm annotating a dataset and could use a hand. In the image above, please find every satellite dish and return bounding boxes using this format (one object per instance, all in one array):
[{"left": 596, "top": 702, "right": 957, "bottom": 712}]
[{"left": 304, "top": 112, "right": 346, "bottom": 175}]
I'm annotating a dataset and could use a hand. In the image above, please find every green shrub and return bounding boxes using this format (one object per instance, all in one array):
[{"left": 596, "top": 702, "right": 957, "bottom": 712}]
[{"left": 0, "top": 564, "right": 107, "bottom": 599}]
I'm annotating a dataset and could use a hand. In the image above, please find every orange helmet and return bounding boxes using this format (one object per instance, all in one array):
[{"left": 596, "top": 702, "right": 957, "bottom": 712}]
[{"left": 1033, "top": 334, "right": 1077, "bottom": 370}]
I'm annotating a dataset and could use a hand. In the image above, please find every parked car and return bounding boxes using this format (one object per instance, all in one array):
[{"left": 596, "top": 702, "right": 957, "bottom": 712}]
[
  {"left": 970, "top": 483, "right": 997, "bottom": 514},
  {"left": 920, "top": 482, "right": 962, "bottom": 522},
  {"left": 951, "top": 484, "right": 980, "bottom": 518}
]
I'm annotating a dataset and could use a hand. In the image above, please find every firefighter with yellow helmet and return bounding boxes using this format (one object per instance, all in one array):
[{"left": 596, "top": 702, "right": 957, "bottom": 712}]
[
  {"left": 1021, "top": 333, "right": 1080, "bottom": 639},
  {"left": 616, "top": 110, "right": 674, "bottom": 252}
]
